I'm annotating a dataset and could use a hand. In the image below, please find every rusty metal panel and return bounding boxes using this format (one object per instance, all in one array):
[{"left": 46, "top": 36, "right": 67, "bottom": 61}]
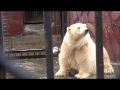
[{"left": 66, "top": 11, "right": 120, "bottom": 63}]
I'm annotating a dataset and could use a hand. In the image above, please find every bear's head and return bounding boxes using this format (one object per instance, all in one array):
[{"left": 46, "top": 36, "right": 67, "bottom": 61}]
[{"left": 67, "top": 23, "right": 89, "bottom": 40}]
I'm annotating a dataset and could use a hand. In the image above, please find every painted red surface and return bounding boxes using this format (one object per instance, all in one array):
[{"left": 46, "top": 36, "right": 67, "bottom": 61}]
[
  {"left": 66, "top": 11, "right": 120, "bottom": 63},
  {"left": 2, "top": 11, "right": 24, "bottom": 36},
  {"left": 9, "top": 11, "right": 24, "bottom": 36},
  {"left": 51, "top": 11, "right": 57, "bottom": 34},
  {"left": 52, "top": 11, "right": 59, "bottom": 34}
]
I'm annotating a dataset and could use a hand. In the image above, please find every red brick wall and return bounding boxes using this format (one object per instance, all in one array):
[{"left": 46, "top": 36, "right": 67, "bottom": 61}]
[
  {"left": 2, "top": 11, "right": 24, "bottom": 36},
  {"left": 2, "top": 12, "right": 11, "bottom": 37}
]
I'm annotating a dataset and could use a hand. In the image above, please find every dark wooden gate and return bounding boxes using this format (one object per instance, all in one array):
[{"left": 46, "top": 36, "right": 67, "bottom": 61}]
[{"left": 24, "top": 11, "right": 43, "bottom": 24}]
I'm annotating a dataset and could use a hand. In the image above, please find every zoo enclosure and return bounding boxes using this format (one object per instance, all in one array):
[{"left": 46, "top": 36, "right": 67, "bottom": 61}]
[
  {"left": 0, "top": 12, "right": 117, "bottom": 78},
  {"left": 3, "top": 11, "right": 119, "bottom": 63}
]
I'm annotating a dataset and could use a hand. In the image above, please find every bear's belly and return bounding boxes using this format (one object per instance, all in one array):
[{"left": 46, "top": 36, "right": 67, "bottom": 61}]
[{"left": 68, "top": 52, "right": 88, "bottom": 71}]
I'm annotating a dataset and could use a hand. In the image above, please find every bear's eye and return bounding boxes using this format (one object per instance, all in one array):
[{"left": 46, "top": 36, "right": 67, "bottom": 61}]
[{"left": 78, "top": 27, "right": 80, "bottom": 29}]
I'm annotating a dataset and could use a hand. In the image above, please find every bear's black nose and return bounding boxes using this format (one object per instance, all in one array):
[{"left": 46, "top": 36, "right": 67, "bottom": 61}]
[{"left": 85, "top": 29, "right": 89, "bottom": 33}]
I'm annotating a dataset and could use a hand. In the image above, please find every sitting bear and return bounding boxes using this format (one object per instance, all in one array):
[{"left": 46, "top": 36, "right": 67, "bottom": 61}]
[{"left": 55, "top": 23, "right": 114, "bottom": 79}]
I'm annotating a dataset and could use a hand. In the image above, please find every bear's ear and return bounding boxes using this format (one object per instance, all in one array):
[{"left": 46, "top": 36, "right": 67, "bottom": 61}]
[{"left": 67, "top": 27, "right": 71, "bottom": 31}]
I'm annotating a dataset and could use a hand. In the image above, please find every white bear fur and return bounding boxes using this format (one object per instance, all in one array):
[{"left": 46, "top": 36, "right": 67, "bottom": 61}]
[{"left": 55, "top": 23, "right": 114, "bottom": 79}]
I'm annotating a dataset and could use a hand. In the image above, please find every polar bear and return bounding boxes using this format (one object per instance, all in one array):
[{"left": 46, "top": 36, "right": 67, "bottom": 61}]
[{"left": 55, "top": 23, "right": 114, "bottom": 79}]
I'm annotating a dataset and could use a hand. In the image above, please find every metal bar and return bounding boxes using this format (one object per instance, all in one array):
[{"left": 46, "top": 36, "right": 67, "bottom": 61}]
[
  {"left": 61, "top": 11, "right": 67, "bottom": 38},
  {"left": 95, "top": 11, "right": 104, "bottom": 79},
  {"left": 56, "top": 11, "right": 60, "bottom": 53},
  {"left": 39, "top": 52, "right": 41, "bottom": 55},
  {"left": 43, "top": 11, "right": 54, "bottom": 79},
  {"left": 21, "top": 53, "right": 22, "bottom": 57},
  {"left": 14, "top": 52, "right": 16, "bottom": 56},
  {"left": 27, "top": 52, "right": 29, "bottom": 56},
  {"left": 0, "top": 11, "right": 6, "bottom": 79},
  {"left": 61, "top": 11, "right": 66, "bottom": 38},
  {"left": 8, "top": 53, "right": 9, "bottom": 57},
  {"left": 34, "top": 52, "right": 35, "bottom": 56}
]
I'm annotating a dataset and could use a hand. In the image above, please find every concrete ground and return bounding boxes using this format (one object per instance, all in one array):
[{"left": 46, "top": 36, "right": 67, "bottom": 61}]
[
  {"left": 6, "top": 57, "right": 120, "bottom": 79},
  {"left": 4, "top": 24, "right": 120, "bottom": 79}
]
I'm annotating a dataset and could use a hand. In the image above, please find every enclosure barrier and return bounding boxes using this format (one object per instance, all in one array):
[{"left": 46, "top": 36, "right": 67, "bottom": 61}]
[
  {"left": 0, "top": 11, "right": 104, "bottom": 79},
  {"left": 95, "top": 11, "right": 104, "bottom": 79}
]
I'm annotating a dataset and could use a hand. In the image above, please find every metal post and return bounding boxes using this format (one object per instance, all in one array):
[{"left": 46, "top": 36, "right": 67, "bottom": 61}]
[
  {"left": 43, "top": 11, "right": 54, "bottom": 79},
  {"left": 61, "top": 11, "right": 66, "bottom": 38},
  {"left": 95, "top": 11, "right": 104, "bottom": 79},
  {"left": 0, "top": 11, "right": 6, "bottom": 79}
]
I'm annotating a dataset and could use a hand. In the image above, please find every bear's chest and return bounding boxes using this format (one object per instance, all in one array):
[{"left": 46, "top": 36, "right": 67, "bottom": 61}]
[{"left": 69, "top": 48, "right": 88, "bottom": 69}]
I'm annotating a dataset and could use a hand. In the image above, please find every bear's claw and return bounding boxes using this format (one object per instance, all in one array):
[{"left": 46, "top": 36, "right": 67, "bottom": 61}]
[
  {"left": 55, "top": 70, "right": 68, "bottom": 77},
  {"left": 74, "top": 73, "right": 90, "bottom": 79},
  {"left": 104, "top": 65, "right": 114, "bottom": 74}
]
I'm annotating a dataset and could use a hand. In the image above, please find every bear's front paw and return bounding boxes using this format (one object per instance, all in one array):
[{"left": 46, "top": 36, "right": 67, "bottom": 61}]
[
  {"left": 75, "top": 73, "right": 89, "bottom": 79},
  {"left": 104, "top": 64, "right": 114, "bottom": 74},
  {"left": 55, "top": 70, "right": 68, "bottom": 77}
]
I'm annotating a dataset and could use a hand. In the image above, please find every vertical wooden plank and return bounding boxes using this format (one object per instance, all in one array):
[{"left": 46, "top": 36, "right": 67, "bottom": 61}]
[
  {"left": 95, "top": 11, "right": 104, "bottom": 79},
  {"left": 43, "top": 11, "right": 54, "bottom": 79},
  {"left": 0, "top": 11, "right": 6, "bottom": 79}
]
